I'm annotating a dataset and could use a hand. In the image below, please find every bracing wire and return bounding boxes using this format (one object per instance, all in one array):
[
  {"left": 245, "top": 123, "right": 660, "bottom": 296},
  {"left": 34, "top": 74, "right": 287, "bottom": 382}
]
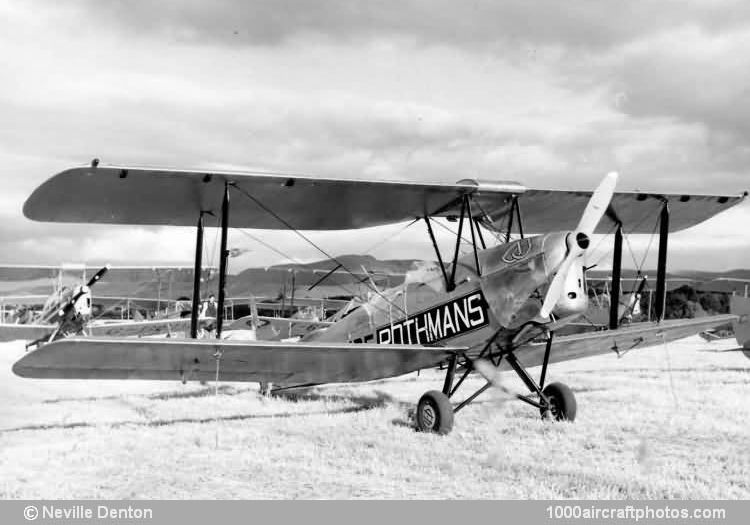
[
  {"left": 587, "top": 202, "right": 662, "bottom": 272},
  {"left": 585, "top": 222, "right": 620, "bottom": 269},
  {"left": 234, "top": 227, "right": 371, "bottom": 300},
  {"left": 361, "top": 218, "right": 420, "bottom": 254},
  {"left": 235, "top": 228, "right": 303, "bottom": 265},
  {"left": 636, "top": 218, "right": 661, "bottom": 272},
  {"left": 430, "top": 217, "right": 475, "bottom": 253},
  {"left": 230, "top": 184, "right": 408, "bottom": 318}
]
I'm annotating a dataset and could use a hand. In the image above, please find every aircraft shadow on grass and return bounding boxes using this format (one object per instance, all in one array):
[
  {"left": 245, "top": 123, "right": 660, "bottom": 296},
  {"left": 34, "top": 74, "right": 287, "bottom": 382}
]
[
  {"left": 1, "top": 389, "right": 399, "bottom": 435},
  {"left": 40, "top": 385, "right": 255, "bottom": 405}
]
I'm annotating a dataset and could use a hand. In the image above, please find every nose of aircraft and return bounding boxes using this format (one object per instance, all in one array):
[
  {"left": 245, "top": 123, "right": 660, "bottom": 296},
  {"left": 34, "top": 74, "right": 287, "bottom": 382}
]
[
  {"left": 478, "top": 172, "right": 617, "bottom": 329},
  {"left": 539, "top": 172, "right": 617, "bottom": 318},
  {"left": 478, "top": 232, "right": 567, "bottom": 329}
]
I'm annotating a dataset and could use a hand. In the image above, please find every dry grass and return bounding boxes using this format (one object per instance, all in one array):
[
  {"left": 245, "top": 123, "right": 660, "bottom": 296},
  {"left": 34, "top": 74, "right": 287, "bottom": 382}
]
[{"left": 0, "top": 336, "right": 748, "bottom": 499}]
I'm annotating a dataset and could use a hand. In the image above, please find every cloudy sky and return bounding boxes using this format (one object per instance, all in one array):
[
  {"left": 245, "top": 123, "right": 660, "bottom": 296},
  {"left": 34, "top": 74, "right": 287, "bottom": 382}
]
[{"left": 1, "top": 0, "right": 749, "bottom": 273}]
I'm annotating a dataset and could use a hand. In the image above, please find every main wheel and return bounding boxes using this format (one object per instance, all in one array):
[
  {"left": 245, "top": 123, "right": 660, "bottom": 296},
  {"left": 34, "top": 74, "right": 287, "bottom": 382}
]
[
  {"left": 416, "top": 390, "right": 454, "bottom": 435},
  {"left": 540, "top": 382, "right": 577, "bottom": 421}
]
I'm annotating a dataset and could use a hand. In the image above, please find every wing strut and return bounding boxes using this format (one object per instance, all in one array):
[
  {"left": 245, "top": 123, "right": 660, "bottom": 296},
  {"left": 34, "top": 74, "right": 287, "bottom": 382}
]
[
  {"left": 465, "top": 195, "right": 482, "bottom": 277},
  {"left": 655, "top": 201, "right": 670, "bottom": 321},
  {"left": 190, "top": 212, "right": 205, "bottom": 338},
  {"left": 505, "top": 196, "right": 525, "bottom": 242},
  {"left": 216, "top": 182, "right": 231, "bottom": 338},
  {"left": 424, "top": 194, "right": 488, "bottom": 291},
  {"left": 608, "top": 223, "right": 623, "bottom": 329},
  {"left": 448, "top": 195, "right": 467, "bottom": 291},
  {"left": 423, "top": 216, "right": 451, "bottom": 291}
]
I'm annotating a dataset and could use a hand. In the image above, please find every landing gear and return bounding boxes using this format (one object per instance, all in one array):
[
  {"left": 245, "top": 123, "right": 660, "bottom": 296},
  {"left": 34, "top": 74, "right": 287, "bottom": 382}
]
[
  {"left": 540, "top": 382, "right": 576, "bottom": 421},
  {"left": 415, "top": 331, "right": 578, "bottom": 435},
  {"left": 259, "top": 382, "right": 273, "bottom": 396},
  {"left": 416, "top": 390, "right": 454, "bottom": 435}
]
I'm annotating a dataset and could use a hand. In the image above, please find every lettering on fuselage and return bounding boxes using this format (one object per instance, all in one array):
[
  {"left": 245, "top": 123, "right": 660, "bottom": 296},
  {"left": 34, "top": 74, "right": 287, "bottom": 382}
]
[{"left": 351, "top": 291, "right": 489, "bottom": 345}]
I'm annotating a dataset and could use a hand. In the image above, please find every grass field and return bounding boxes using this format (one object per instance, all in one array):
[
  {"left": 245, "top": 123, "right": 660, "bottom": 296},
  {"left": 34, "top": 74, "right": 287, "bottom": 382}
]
[{"left": 0, "top": 336, "right": 748, "bottom": 499}]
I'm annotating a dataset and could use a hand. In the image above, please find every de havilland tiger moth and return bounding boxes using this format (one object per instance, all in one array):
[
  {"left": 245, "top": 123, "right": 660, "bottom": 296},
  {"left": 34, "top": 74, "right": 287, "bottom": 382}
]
[
  {"left": 12, "top": 164, "right": 750, "bottom": 434},
  {"left": 0, "top": 263, "right": 223, "bottom": 346}
]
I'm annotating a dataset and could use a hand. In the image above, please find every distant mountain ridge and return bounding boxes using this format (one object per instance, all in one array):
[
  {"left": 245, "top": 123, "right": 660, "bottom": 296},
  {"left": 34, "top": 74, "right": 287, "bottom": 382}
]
[{"left": 2, "top": 255, "right": 749, "bottom": 301}]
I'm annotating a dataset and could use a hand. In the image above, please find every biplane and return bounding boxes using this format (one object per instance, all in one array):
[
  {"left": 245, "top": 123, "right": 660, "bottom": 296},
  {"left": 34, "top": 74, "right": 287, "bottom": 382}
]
[
  {"left": 12, "top": 163, "right": 749, "bottom": 434},
  {"left": 0, "top": 264, "right": 218, "bottom": 345}
]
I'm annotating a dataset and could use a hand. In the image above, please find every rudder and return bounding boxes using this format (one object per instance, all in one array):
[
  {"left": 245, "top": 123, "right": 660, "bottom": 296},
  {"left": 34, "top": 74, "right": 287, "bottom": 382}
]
[{"left": 730, "top": 295, "right": 750, "bottom": 356}]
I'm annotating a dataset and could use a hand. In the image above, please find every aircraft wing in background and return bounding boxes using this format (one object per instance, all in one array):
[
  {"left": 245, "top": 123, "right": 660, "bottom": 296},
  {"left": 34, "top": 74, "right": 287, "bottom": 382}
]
[{"left": 0, "top": 324, "right": 56, "bottom": 343}]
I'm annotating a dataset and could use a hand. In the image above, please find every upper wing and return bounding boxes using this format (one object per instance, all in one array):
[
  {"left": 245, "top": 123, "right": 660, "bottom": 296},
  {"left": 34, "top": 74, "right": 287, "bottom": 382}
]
[
  {"left": 485, "top": 190, "right": 745, "bottom": 234},
  {"left": 24, "top": 165, "right": 521, "bottom": 230},
  {"left": 12, "top": 337, "right": 458, "bottom": 383},
  {"left": 510, "top": 315, "right": 737, "bottom": 370},
  {"left": 24, "top": 165, "right": 745, "bottom": 232}
]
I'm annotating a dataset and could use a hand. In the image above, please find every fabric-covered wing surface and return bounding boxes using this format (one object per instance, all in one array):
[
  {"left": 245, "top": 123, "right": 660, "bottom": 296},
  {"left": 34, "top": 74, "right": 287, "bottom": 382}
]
[
  {"left": 478, "top": 190, "right": 746, "bottom": 233},
  {"left": 88, "top": 318, "right": 196, "bottom": 338},
  {"left": 12, "top": 337, "right": 457, "bottom": 383},
  {"left": 509, "top": 315, "right": 737, "bottom": 370},
  {"left": 24, "top": 165, "right": 745, "bottom": 232},
  {"left": 0, "top": 324, "right": 54, "bottom": 343},
  {"left": 23, "top": 166, "right": 521, "bottom": 230}
]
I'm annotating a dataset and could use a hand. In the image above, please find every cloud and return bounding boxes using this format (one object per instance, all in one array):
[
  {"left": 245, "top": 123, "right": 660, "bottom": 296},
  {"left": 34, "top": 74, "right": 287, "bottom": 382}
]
[
  {"left": 66, "top": 0, "right": 750, "bottom": 52},
  {"left": 0, "top": 1, "right": 748, "bottom": 270}
]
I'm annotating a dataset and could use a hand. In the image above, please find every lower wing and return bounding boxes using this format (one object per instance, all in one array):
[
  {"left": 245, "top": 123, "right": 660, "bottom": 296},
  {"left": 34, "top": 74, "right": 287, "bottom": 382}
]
[
  {"left": 0, "top": 323, "right": 55, "bottom": 343},
  {"left": 11, "top": 315, "right": 736, "bottom": 383},
  {"left": 511, "top": 314, "right": 738, "bottom": 369},
  {"left": 12, "top": 337, "right": 458, "bottom": 383}
]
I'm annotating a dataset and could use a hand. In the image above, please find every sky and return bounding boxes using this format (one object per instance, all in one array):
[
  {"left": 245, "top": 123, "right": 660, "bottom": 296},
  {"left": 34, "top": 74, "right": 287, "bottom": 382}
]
[{"left": 1, "top": 0, "right": 749, "bottom": 273}]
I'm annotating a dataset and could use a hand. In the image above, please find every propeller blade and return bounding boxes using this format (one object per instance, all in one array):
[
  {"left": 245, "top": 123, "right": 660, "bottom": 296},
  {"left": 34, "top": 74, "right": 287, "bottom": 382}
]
[
  {"left": 539, "top": 172, "right": 618, "bottom": 318},
  {"left": 86, "top": 264, "right": 111, "bottom": 287},
  {"left": 539, "top": 254, "right": 576, "bottom": 318},
  {"left": 576, "top": 172, "right": 618, "bottom": 235}
]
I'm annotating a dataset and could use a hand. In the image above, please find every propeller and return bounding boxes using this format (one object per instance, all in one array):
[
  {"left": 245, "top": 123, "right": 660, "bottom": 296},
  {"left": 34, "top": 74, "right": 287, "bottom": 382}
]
[
  {"left": 55, "top": 264, "right": 111, "bottom": 319},
  {"left": 86, "top": 264, "right": 110, "bottom": 288},
  {"left": 539, "top": 172, "right": 618, "bottom": 318}
]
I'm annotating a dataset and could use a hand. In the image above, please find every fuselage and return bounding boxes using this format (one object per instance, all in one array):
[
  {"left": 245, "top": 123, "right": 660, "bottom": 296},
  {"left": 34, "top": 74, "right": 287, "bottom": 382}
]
[{"left": 302, "top": 232, "right": 589, "bottom": 353}]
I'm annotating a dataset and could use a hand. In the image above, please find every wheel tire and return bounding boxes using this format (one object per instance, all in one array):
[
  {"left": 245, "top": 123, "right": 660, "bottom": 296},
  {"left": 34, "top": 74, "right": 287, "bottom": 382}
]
[
  {"left": 416, "top": 390, "right": 454, "bottom": 435},
  {"left": 540, "top": 382, "right": 577, "bottom": 422}
]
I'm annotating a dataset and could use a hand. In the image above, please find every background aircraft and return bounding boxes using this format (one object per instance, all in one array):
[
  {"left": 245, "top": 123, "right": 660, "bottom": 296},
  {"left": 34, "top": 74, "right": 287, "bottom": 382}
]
[{"left": 0, "top": 264, "right": 221, "bottom": 345}]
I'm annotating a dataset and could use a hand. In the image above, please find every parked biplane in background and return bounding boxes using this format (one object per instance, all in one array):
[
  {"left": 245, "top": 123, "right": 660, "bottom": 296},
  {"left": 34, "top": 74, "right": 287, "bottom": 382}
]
[
  {"left": 12, "top": 164, "right": 749, "bottom": 434},
  {"left": 0, "top": 263, "right": 220, "bottom": 345},
  {"left": 0, "top": 263, "right": 111, "bottom": 346}
]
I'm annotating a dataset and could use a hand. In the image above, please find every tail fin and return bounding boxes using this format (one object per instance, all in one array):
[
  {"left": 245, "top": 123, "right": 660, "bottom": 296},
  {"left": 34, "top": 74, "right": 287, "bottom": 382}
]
[{"left": 729, "top": 295, "right": 750, "bottom": 354}]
